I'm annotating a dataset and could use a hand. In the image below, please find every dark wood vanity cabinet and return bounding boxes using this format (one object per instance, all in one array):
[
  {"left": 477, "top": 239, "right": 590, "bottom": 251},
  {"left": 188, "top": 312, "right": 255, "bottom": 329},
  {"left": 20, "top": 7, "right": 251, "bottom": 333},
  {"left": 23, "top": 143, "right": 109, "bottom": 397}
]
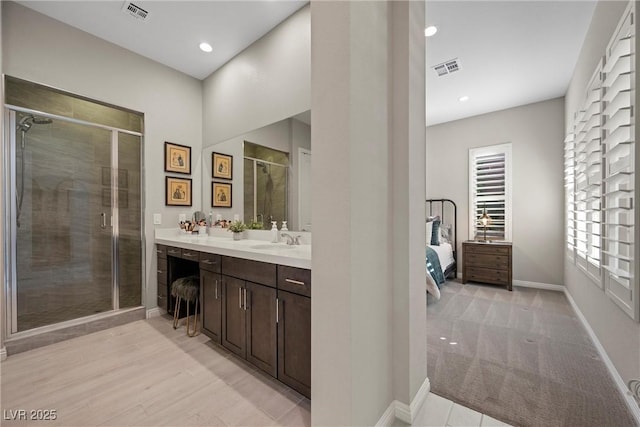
[
  {"left": 276, "top": 265, "right": 311, "bottom": 398},
  {"left": 156, "top": 244, "right": 310, "bottom": 397},
  {"left": 221, "top": 256, "right": 278, "bottom": 377},
  {"left": 200, "top": 253, "right": 222, "bottom": 343},
  {"left": 156, "top": 245, "right": 168, "bottom": 311}
]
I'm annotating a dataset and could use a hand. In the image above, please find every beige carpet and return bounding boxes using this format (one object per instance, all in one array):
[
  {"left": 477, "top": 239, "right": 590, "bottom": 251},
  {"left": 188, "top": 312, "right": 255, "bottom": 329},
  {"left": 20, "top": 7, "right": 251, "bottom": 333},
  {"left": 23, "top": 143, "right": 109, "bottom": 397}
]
[{"left": 427, "top": 281, "right": 637, "bottom": 427}]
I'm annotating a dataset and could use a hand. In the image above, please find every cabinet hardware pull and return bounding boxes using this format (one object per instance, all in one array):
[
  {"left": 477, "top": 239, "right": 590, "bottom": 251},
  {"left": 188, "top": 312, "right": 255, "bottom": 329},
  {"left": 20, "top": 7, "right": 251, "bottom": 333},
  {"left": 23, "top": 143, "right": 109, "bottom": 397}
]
[
  {"left": 156, "top": 249, "right": 162, "bottom": 254},
  {"left": 239, "top": 288, "right": 242, "bottom": 309},
  {"left": 157, "top": 270, "right": 162, "bottom": 274},
  {"left": 285, "top": 278, "right": 305, "bottom": 286},
  {"left": 276, "top": 298, "right": 279, "bottom": 323},
  {"left": 201, "top": 259, "right": 217, "bottom": 264},
  {"left": 184, "top": 253, "right": 195, "bottom": 257},
  {"left": 244, "top": 289, "right": 248, "bottom": 311},
  {"left": 168, "top": 250, "right": 179, "bottom": 254}
]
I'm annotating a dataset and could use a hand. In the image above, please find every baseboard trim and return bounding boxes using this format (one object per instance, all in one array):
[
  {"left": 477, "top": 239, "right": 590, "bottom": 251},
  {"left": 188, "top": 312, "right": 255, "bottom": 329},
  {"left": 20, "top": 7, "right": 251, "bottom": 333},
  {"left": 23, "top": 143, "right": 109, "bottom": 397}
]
[
  {"left": 146, "top": 307, "right": 162, "bottom": 319},
  {"left": 564, "top": 289, "right": 640, "bottom": 424},
  {"left": 0, "top": 346, "right": 6, "bottom": 361},
  {"left": 513, "top": 280, "right": 564, "bottom": 292},
  {"left": 376, "top": 377, "right": 430, "bottom": 426},
  {"left": 375, "top": 401, "right": 397, "bottom": 427}
]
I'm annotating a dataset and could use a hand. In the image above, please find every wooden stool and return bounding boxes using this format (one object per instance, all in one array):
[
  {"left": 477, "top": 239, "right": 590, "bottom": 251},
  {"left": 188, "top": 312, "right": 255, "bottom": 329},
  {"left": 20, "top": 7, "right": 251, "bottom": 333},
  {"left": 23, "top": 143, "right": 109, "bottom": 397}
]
[{"left": 170, "top": 275, "right": 200, "bottom": 336}]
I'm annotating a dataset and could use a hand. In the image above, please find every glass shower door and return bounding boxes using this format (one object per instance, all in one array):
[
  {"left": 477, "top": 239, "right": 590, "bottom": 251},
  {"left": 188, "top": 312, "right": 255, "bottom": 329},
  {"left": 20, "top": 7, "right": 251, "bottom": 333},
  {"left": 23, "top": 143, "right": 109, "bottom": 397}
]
[{"left": 13, "top": 112, "right": 114, "bottom": 331}]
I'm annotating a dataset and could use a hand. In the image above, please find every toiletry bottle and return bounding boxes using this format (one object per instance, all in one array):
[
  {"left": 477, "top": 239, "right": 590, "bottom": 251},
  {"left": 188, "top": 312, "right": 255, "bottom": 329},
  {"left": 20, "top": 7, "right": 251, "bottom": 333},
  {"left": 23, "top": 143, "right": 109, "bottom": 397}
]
[
  {"left": 270, "top": 221, "right": 279, "bottom": 243},
  {"left": 281, "top": 221, "right": 288, "bottom": 231}
]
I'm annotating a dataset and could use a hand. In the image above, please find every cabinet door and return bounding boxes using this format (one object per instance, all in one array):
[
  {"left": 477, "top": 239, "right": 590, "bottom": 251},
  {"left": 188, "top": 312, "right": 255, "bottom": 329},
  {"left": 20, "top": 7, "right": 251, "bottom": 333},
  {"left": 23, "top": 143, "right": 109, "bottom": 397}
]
[
  {"left": 246, "top": 281, "right": 277, "bottom": 377},
  {"left": 221, "top": 276, "right": 246, "bottom": 358},
  {"left": 201, "top": 269, "right": 222, "bottom": 343},
  {"left": 278, "top": 290, "right": 311, "bottom": 398}
]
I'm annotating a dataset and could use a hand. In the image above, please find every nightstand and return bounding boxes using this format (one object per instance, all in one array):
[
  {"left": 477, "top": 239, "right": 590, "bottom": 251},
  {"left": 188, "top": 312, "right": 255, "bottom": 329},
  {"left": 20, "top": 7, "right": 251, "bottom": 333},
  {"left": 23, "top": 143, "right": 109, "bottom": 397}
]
[{"left": 462, "top": 241, "right": 513, "bottom": 291}]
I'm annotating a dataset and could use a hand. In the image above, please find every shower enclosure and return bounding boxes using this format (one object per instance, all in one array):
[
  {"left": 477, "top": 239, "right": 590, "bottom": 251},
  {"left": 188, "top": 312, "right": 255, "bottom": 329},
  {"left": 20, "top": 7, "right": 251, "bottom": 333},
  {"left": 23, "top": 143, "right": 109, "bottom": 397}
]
[
  {"left": 4, "top": 78, "right": 143, "bottom": 335},
  {"left": 243, "top": 142, "right": 289, "bottom": 228}
]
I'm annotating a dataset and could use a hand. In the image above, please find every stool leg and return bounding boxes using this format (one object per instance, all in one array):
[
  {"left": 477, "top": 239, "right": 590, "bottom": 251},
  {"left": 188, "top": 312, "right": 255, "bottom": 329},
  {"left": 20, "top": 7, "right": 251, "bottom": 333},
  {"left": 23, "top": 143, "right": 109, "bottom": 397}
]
[
  {"left": 187, "top": 297, "right": 199, "bottom": 337},
  {"left": 173, "top": 296, "right": 181, "bottom": 329}
]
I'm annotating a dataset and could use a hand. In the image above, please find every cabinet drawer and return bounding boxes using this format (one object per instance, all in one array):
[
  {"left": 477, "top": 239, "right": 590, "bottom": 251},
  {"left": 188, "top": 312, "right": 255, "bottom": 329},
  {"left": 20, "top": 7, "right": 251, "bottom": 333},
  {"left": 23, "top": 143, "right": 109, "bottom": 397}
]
[
  {"left": 157, "top": 258, "right": 167, "bottom": 284},
  {"left": 464, "top": 244, "right": 510, "bottom": 255},
  {"left": 278, "top": 266, "right": 311, "bottom": 297},
  {"left": 166, "top": 246, "right": 182, "bottom": 258},
  {"left": 156, "top": 244, "right": 167, "bottom": 259},
  {"left": 465, "top": 266, "right": 509, "bottom": 285},
  {"left": 181, "top": 249, "right": 200, "bottom": 262},
  {"left": 200, "top": 253, "right": 221, "bottom": 273},
  {"left": 465, "top": 253, "right": 509, "bottom": 269},
  {"left": 222, "top": 256, "right": 277, "bottom": 288}
]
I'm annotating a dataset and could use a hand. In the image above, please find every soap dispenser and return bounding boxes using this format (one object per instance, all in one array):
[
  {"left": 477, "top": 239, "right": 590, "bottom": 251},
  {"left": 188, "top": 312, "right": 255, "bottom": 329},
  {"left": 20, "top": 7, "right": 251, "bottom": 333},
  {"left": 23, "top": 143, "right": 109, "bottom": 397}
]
[{"left": 270, "top": 221, "right": 279, "bottom": 243}]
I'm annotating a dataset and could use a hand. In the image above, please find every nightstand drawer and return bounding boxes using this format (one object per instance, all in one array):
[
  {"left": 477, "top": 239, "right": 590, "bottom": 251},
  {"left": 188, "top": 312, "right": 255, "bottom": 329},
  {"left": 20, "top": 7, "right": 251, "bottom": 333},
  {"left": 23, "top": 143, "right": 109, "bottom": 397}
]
[
  {"left": 466, "top": 267, "right": 509, "bottom": 285},
  {"left": 465, "top": 244, "right": 510, "bottom": 255},
  {"left": 465, "top": 253, "right": 509, "bottom": 269}
]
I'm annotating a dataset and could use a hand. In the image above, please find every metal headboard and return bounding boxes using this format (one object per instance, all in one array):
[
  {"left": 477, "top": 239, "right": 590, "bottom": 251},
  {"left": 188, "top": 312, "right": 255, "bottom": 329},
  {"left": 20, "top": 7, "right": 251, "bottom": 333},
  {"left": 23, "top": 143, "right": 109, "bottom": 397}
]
[{"left": 426, "top": 198, "right": 458, "bottom": 262}]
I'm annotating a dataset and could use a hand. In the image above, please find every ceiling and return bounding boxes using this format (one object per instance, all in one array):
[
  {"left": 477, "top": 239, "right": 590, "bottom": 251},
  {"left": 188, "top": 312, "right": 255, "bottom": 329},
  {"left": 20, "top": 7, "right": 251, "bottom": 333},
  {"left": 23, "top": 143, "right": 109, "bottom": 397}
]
[
  {"left": 16, "top": 0, "right": 307, "bottom": 80},
  {"left": 16, "top": 1, "right": 596, "bottom": 126},
  {"left": 426, "top": 1, "right": 596, "bottom": 126}
]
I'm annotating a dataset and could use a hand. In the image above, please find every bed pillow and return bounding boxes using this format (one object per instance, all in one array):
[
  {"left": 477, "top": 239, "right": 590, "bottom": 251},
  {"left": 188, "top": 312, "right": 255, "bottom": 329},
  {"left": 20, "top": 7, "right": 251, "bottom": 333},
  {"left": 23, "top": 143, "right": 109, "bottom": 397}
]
[
  {"left": 439, "top": 224, "right": 451, "bottom": 244},
  {"left": 430, "top": 218, "right": 441, "bottom": 246},
  {"left": 426, "top": 221, "right": 434, "bottom": 245}
]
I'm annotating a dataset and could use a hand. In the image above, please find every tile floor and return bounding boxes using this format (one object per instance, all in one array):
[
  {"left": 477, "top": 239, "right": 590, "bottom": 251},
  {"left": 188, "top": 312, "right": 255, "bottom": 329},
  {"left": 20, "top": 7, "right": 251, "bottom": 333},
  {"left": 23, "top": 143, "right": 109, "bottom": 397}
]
[{"left": 412, "top": 393, "right": 512, "bottom": 427}]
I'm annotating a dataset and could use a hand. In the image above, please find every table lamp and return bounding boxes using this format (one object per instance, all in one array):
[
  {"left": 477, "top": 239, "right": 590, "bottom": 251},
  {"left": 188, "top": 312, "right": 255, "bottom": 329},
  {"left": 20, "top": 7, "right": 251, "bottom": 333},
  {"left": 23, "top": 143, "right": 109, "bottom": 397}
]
[{"left": 478, "top": 207, "right": 492, "bottom": 242}]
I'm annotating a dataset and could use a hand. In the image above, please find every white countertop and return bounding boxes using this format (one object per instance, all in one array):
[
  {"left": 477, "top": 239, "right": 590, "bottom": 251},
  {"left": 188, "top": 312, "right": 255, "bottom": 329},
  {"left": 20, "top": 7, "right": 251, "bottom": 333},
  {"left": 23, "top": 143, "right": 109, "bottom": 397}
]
[{"left": 155, "top": 228, "right": 311, "bottom": 269}]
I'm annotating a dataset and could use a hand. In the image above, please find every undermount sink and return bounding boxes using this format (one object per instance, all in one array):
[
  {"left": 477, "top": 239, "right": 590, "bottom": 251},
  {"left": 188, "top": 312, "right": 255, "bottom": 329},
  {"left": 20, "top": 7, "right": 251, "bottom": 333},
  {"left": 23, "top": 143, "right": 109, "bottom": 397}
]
[{"left": 250, "top": 244, "right": 297, "bottom": 250}]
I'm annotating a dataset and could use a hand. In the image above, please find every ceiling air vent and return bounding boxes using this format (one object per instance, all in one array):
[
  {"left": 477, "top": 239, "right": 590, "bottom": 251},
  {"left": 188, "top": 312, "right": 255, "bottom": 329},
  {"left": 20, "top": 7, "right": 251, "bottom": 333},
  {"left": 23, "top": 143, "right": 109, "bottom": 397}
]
[
  {"left": 121, "top": 1, "right": 149, "bottom": 21},
  {"left": 433, "top": 58, "right": 461, "bottom": 77}
]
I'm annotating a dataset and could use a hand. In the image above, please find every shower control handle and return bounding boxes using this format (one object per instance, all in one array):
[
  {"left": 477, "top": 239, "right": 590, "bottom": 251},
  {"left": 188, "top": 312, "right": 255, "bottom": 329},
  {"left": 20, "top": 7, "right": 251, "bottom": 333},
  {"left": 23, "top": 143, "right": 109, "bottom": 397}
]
[{"left": 101, "top": 213, "right": 107, "bottom": 229}]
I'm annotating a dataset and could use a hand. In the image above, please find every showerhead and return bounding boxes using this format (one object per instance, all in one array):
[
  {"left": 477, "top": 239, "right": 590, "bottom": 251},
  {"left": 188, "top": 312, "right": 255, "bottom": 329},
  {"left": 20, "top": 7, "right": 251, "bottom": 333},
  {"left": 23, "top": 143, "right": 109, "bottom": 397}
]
[{"left": 17, "top": 115, "right": 53, "bottom": 133}]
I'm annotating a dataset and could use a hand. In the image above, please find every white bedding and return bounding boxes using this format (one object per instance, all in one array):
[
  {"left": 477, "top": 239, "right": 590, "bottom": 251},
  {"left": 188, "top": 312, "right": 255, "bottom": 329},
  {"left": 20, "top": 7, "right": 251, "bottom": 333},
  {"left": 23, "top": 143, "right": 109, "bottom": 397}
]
[{"left": 429, "top": 242, "right": 455, "bottom": 272}]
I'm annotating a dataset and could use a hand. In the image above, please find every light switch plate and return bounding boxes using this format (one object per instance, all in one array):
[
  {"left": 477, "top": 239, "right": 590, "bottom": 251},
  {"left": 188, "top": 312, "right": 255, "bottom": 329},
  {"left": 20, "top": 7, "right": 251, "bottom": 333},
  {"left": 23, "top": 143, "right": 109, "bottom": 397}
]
[
  {"left": 178, "top": 214, "right": 186, "bottom": 222},
  {"left": 153, "top": 213, "right": 161, "bottom": 225}
]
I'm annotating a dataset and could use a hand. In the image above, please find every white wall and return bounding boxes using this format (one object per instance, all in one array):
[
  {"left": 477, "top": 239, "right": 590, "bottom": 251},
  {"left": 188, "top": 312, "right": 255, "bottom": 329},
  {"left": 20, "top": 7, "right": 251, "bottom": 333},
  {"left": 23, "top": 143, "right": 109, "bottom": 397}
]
[
  {"left": 202, "top": 4, "right": 310, "bottom": 145},
  {"left": 2, "top": 1, "right": 203, "bottom": 311},
  {"left": 564, "top": 0, "right": 640, "bottom": 388},
  {"left": 312, "top": 1, "right": 426, "bottom": 424},
  {"left": 426, "top": 98, "right": 565, "bottom": 286}
]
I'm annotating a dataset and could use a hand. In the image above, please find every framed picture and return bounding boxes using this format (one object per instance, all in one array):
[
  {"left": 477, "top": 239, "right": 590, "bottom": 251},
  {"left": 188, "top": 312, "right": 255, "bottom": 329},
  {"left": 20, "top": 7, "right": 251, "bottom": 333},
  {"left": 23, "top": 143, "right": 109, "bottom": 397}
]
[
  {"left": 164, "top": 141, "right": 191, "bottom": 175},
  {"left": 166, "top": 176, "right": 192, "bottom": 206},
  {"left": 212, "top": 182, "right": 232, "bottom": 208},
  {"left": 212, "top": 152, "right": 233, "bottom": 180}
]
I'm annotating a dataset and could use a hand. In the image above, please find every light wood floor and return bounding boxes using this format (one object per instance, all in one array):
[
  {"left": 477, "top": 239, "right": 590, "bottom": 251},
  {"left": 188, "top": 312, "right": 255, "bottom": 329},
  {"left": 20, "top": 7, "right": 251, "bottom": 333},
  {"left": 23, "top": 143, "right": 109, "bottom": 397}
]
[{"left": 0, "top": 316, "right": 310, "bottom": 427}]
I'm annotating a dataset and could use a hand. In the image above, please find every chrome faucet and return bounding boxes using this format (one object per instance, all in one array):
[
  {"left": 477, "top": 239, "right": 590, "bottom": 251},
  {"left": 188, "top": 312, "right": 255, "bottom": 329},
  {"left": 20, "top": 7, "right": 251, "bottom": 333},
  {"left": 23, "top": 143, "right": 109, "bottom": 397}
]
[{"left": 280, "top": 233, "right": 301, "bottom": 245}]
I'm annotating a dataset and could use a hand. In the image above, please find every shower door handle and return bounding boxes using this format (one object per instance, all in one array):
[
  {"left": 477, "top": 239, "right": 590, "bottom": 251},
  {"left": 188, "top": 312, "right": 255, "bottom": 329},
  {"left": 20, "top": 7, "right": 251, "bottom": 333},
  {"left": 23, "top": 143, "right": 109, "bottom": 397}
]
[{"left": 101, "top": 213, "right": 107, "bottom": 229}]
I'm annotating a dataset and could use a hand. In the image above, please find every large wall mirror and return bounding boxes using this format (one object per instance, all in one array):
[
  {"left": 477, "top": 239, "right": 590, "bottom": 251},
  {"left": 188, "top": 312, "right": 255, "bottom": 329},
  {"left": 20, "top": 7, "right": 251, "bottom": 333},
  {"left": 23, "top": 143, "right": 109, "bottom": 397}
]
[{"left": 202, "top": 110, "right": 311, "bottom": 232}]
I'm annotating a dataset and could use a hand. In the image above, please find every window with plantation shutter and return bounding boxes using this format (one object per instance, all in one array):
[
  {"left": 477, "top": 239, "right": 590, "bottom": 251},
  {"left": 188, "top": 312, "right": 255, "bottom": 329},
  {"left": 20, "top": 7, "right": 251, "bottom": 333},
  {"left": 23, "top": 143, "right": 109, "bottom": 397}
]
[{"left": 469, "top": 143, "right": 512, "bottom": 242}]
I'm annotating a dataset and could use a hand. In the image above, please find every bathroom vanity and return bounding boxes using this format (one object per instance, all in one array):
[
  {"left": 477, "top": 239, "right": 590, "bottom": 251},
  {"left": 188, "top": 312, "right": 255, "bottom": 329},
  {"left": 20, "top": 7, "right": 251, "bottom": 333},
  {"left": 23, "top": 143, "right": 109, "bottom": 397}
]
[{"left": 155, "top": 230, "right": 311, "bottom": 398}]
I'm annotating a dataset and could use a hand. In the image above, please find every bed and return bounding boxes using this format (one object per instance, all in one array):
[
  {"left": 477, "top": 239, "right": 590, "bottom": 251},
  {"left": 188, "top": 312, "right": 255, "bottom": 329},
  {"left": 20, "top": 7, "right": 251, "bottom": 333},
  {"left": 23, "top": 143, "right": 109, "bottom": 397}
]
[{"left": 425, "top": 199, "right": 457, "bottom": 298}]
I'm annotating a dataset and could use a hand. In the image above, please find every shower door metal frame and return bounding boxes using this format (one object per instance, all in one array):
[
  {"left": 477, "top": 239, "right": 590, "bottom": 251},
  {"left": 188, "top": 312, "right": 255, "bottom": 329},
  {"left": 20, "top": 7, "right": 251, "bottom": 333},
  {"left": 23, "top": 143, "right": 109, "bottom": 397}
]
[{"left": 3, "top": 105, "right": 145, "bottom": 338}]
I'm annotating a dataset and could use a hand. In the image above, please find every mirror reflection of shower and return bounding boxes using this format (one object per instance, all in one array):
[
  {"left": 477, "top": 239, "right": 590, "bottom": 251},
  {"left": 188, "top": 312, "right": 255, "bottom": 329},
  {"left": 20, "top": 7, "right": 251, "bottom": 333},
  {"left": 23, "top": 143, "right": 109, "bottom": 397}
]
[
  {"left": 16, "top": 114, "right": 53, "bottom": 228},
  {"left": 244, "top": 142, "right": 289, "bottom": 228}
]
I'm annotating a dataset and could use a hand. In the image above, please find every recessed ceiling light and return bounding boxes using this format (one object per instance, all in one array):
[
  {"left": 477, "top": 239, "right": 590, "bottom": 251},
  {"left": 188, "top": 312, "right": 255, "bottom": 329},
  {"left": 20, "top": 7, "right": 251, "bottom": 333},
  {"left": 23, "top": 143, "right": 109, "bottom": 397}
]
[
  {"left": 424, "top": 26, "right": 438, "bottom": 37},
  {"left": 459, "top": 96, "right": 469, "bottom": 102},
  {"left": 199, "top": 42, "right": 213, "bottom": 53}
]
